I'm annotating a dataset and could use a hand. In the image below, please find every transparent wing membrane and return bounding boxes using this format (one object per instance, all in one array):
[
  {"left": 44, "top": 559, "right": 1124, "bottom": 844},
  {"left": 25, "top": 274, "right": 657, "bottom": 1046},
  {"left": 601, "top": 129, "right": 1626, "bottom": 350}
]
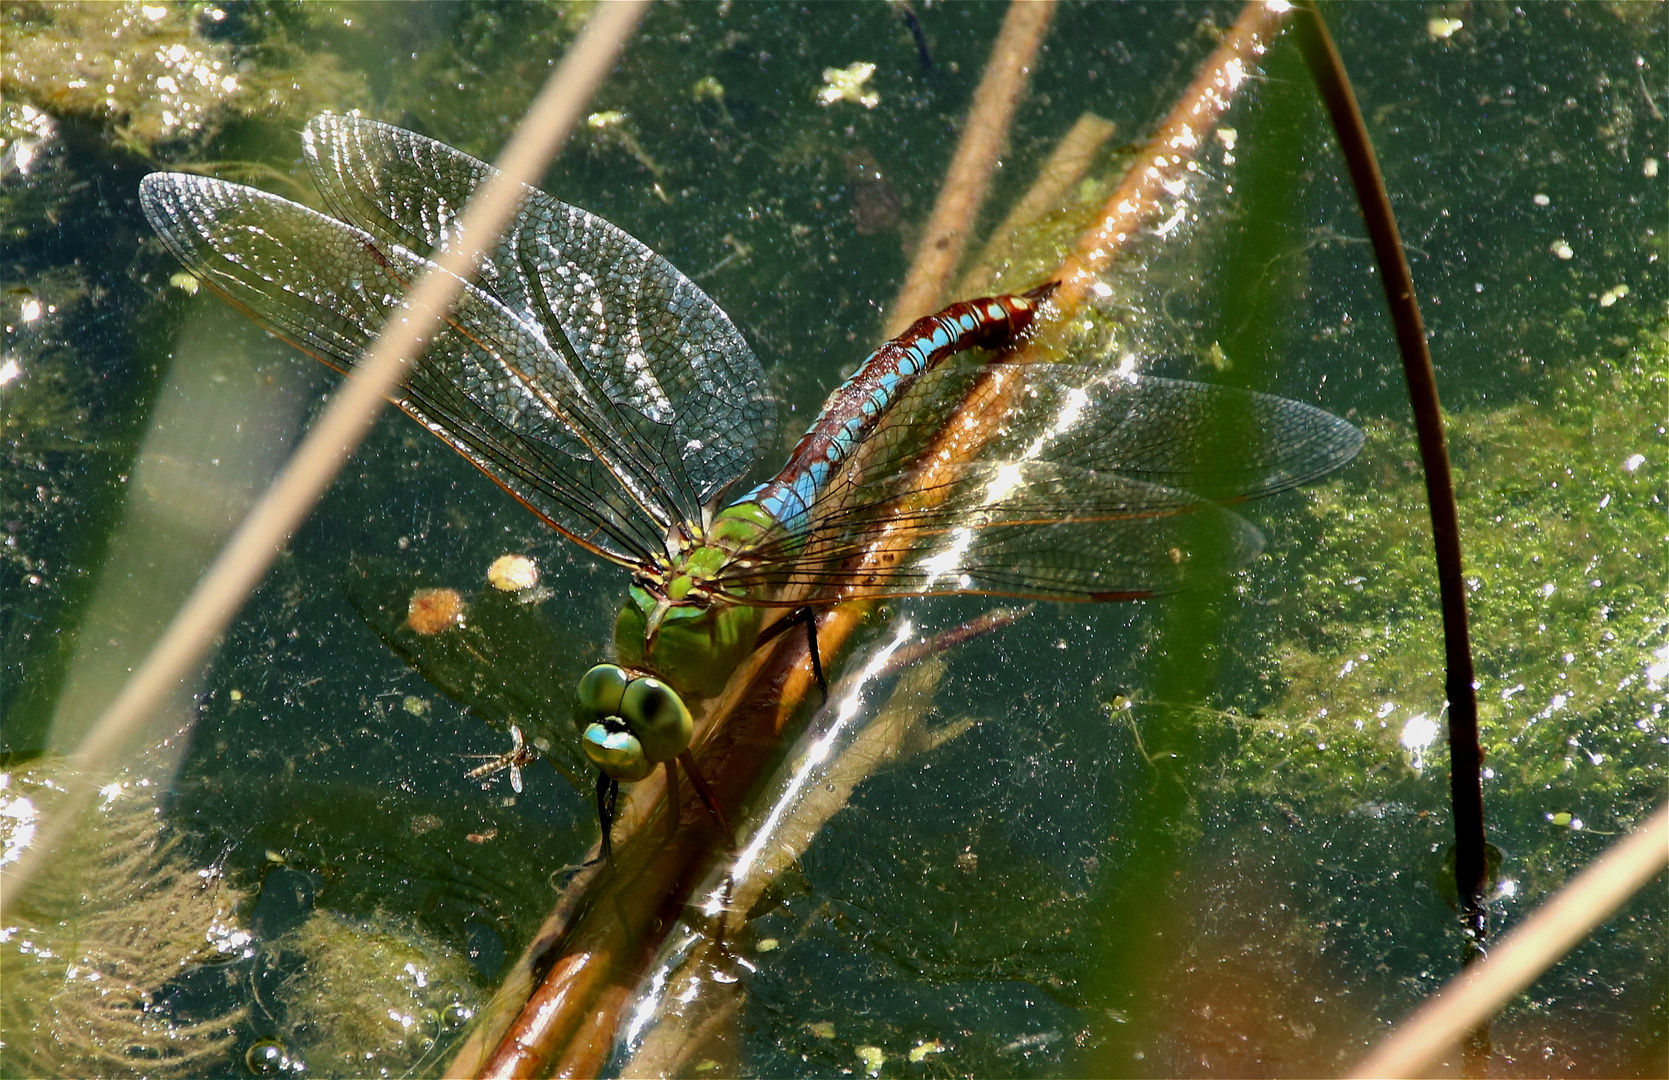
[
  {"left": 140, "top": 118, "right": 777, "bottom": 564},
  {"left": 303, "top": 115, "right": 775, "bottom": 511},
  {"left": 723, "top": 362, "right": 1362, "bottom": 602},
  {"left": 141, "top": 173, "right": 660, "bottom": 561}
]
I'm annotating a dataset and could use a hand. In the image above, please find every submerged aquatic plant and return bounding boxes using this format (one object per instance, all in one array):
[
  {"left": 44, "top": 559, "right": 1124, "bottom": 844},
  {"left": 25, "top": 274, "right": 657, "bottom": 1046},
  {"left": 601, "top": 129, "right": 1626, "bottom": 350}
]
[
  {"left": 265, "top": 909, "right": 481, "bottom": 1078},
  {"left": 0, "top": 766, "right": 250, "bottom": 1078},
  {"left": 1242, "top": 323, "right": 1667, "bottom": 826}
]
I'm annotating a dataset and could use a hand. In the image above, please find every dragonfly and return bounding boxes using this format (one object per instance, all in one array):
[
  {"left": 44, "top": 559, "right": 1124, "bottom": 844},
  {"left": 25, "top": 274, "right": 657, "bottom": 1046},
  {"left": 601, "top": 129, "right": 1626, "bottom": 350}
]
[{"left": 140, "top": 114, "right": 1363, "bottom": 845}]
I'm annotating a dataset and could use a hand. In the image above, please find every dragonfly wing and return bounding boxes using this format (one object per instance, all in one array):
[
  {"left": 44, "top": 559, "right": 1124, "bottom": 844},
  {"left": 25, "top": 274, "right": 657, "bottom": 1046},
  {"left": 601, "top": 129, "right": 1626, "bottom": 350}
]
[
  {"left": 303, "top": 114, "right": 775, "bottom": 512},
  {"left": 727, "top": 362, "right": 1359, "bottom": 601},
  {"left": 139, "top": 172, "right": 673, "bottom": 564},
  {"left": 751, "top": 461, "right": 1264, "bottom": 600},
  {"left": 834, "top": 362, "right": 1365, "bottom": 504}
]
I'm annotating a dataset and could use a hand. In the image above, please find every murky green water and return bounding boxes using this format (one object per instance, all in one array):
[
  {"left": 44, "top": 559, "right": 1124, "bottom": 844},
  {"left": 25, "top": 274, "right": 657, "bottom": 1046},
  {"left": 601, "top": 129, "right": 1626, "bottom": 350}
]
[{"left": 2, "top": 3, "right": 1663, "bottom": 1077}]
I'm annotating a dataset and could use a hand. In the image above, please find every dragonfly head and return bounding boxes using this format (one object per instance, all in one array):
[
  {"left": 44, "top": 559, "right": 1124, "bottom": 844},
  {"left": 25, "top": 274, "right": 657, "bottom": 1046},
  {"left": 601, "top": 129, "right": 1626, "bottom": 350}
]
[{"left": 573, "top": 664, "right": 693, "bottom": 782}]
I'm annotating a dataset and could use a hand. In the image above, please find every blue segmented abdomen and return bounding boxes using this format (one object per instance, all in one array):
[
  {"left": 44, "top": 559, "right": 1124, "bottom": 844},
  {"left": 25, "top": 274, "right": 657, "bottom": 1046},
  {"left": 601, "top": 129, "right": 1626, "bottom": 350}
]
[{"left": 732, "top": 286, "right": 1053, "bottom": 538}]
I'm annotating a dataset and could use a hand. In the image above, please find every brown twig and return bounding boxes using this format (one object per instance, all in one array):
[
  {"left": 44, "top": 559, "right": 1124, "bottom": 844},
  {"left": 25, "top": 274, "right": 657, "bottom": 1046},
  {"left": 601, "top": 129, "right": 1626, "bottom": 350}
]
[
  {"left": 884, "top": 0, "right": 1057, "bottom": 335},
  {"left": 1293, "top": 4, "right": 1488, "bottom": 953}
]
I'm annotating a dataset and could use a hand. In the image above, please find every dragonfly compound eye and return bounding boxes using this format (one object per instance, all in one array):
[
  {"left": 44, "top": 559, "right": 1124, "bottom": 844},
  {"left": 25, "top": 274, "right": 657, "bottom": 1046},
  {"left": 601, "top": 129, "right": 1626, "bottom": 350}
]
[
  {"left": 575, "top": 664, "right": 654, "bottom": 781},
  {"left": 576, "top": 663, "right": 631, "bottom": 720},
  {"left": 579, "top": 718, "right": 656, "bottom": 783},
  {"left": 619, "top": 677, "right": 693, "bottom": 764}
]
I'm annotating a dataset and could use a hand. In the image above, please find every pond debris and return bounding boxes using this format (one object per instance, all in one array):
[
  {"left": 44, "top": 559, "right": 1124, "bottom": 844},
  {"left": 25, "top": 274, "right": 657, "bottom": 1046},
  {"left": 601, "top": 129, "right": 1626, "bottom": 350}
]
[
  {"left": 1426, "top": 17, "right": 1464, "bottom": 40},
  {"left": 406, "top": 586, "right": 465, "bottom": 635},
  {"left": 818, "top": 61, "right": 880, "bottom": 109},
  {"left": 584, "top": 110, "right": 667, "bottom": 192},
  {"left": 845, "top": 148, "right": 902, "bottom": 236},
  {"left": 487, "top": 553, "right": 539, "bottom": 593}
]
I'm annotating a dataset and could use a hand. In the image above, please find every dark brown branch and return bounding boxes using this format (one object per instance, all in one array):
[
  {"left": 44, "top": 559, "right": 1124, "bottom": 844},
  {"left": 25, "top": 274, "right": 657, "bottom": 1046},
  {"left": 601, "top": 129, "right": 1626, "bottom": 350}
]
[{"left": 1293, "top": 0, "right": 1489, "bottom": 949}]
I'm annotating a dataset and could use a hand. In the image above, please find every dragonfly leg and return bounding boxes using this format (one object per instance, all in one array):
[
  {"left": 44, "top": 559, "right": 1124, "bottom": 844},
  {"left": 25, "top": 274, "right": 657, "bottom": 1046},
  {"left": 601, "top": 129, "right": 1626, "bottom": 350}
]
[
  {"left": 756, "top": 606, "right": 828, "bottom": 703},
  {"left": 677, "top": 749, "right": 737, "bottom": 855},
  {"left": 595, "top": 771, "right": 619, "bottom": 865},
  {"left": 663, "top": 759, "right": 681, "bottom": 843},
  {"left": 802, "top": 610, "right": 827, "bottom": 703}
]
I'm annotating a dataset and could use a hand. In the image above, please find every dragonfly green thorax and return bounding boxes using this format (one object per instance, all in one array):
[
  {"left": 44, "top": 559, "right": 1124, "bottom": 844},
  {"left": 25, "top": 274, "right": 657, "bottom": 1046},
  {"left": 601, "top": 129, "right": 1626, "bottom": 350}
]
[{"left": 612, "top": 503, "right": 777, "bottom": 704}]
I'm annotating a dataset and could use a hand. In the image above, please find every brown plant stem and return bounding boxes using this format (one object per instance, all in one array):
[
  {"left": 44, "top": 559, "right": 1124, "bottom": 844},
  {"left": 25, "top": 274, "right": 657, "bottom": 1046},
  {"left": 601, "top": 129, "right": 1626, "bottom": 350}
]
[
  {"left": 616, "top": 609, "right": 1029, "bottom": 1076},
  {"left": 884, "top": 0, "right": 1057, "bottom": 335},
  {"left": 1293, "top": 2, "right": 1489, "bottom": 951},
  {"left": 456, "top": 4, "right": 1287, "bottom": 1077},
  {"left": 957, "top": 111, "right": 1118, "bottom": 297}
]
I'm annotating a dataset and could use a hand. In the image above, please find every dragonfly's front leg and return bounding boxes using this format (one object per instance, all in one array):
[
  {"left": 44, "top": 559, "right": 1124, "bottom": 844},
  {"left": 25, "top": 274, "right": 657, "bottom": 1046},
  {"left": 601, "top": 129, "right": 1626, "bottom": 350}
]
[
  {"left": 754, "top": 606, "right": 828, "bottom": 702},
  {"left": 674, "top": 751, "right": 737, "bottom": 856},
  {"left": 596, "top": 772, "right": 619, "bottom": 864}
]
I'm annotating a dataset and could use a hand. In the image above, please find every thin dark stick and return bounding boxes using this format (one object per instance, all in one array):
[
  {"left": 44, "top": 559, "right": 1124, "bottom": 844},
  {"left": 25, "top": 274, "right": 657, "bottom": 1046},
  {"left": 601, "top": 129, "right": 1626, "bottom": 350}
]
[
  {"left": 899, "top": 2, "right": 933, "bottom": 72},
  {"left": 1294, "top": 2, "right": 1489, "bottom": 942}
]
